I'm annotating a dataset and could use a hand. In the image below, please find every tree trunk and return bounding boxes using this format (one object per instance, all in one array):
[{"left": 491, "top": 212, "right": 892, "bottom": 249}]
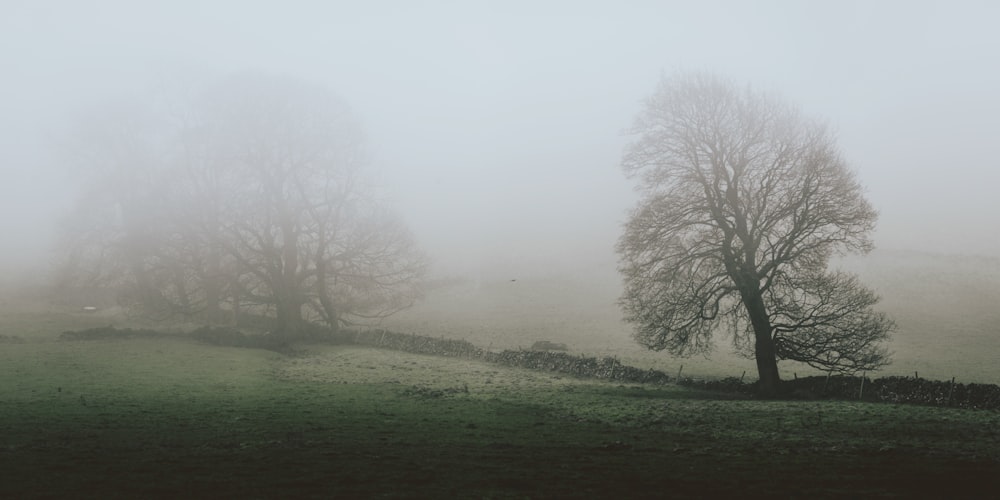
[
  {"left": 204, "top": 278, "right": 223, "bottom": 323},
  {"left": 753, "top": 331, "right": 781, "bottom": 398},
  {"left": 275, "top": 298, "right": 302, "bottom": 340},
  {"left": 170, "top": 267, "right": 191, "bottom": 314},
  {"left": 129, "top": 256, "right": 161, "bottom": 315},
  {"left": 742, "top": 291, "right": 781, "bottom": 398},
  {"left": 230, "top": 282, "right": 240, "bottom": 327},
  {"left": 203, "top": 243, "right": 224, "bottom": 324},
  {"left": 314, "top": 225, "right": 340, "bottom": 334},
  {"left": 275, "top": 205, "right": 303, "bottom": 340},
  {"left": 318, "top": 292, "right": 340, "bottom": 334}
]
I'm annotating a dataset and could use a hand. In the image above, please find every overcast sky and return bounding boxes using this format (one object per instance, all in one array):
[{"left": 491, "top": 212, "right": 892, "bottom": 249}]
[{"left": 2, "top": 0, "right": 999, "bottom": 282}]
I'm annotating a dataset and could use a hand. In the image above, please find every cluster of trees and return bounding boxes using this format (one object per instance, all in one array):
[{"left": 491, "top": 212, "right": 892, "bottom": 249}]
[
  {"left": 618, "top": 74, "right": 895, "bottom": 396},
  {"left": 56, "top": 73, "right": 426, "bottom": 339},
  {"left": 53, "top": 69, "right": 894, "bottom": 395}
]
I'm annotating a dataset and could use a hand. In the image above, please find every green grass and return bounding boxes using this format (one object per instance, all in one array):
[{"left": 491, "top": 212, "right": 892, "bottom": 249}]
[{"left": 2, "top": 335, "right": 999, "bottom": 498}]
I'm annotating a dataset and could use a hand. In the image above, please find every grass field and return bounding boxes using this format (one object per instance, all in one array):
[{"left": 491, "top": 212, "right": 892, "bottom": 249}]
[
  {"left": 2, "top": 307, "right": 999, "bottom": 498},
  {"left": 383, "top": 250, "right": 1000, "bottom": 384},
  {"left": 2, "top": 250, "right": 999, "bottom": 498}
]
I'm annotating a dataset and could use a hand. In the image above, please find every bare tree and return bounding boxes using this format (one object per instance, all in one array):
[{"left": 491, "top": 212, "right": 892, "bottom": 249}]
[
  {"left": 54, "top": 98, "right": 183, "bottom": 318},
  {"left": 618, "top": 73, "right": 894, "bottom": 396},
  {"left": 57, "top": 73, "right": 426, "bottom": 338},
  {"left": 199, "top": 73, "right": 425, "bottom": 338}
]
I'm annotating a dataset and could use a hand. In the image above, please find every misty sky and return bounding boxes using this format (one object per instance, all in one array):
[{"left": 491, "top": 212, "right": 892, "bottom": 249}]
[{"left": 3, "top": 0, "right": 999, "bottom": 282}]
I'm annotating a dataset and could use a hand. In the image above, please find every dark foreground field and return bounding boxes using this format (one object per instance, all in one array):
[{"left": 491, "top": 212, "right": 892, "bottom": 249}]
[{"left": 2, "top": 335, "right": 999, "bottom": 499}]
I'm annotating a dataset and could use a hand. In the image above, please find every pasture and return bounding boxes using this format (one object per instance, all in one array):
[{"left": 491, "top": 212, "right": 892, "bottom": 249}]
[
  {"left": 384, "top": 250, "right": 1000, "bottom": 384},
  {"left": 1, "top": 300, "right": 999, "bottom": 498}
]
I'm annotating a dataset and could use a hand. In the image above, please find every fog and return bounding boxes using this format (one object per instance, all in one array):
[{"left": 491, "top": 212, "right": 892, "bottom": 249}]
[{"left": 3, "top": 0, "right": 999, "bottom": 285}]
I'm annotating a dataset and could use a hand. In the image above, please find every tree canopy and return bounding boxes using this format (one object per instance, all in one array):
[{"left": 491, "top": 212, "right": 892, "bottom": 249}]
[{"left": 618, "top": 73, "right": 894, "bottom": 396}]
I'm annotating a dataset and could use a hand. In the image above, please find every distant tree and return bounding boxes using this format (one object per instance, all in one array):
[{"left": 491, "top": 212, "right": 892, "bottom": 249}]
[
  {"left": 617, "top": 73, "right": 894, "bottom": 397},
  {"left": 57, "top": 73, "right": 426, "bottom": 339},
  {"left": 54, "top": 98, "right": 181, "bottom": 317},
  {"left": 199, "top": 73, "right": 426, "bottom": 337}
]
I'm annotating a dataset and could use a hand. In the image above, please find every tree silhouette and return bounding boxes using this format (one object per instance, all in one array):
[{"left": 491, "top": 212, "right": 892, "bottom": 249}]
[
  {"left": 57, "top": 73, "right": 426, "bottom": 338},
  {"left": 618, "top": 73, "right": 894, "bottom": 396}
]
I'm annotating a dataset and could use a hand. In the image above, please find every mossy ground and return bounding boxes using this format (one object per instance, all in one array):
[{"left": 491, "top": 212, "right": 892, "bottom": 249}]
[{"left": 2, "top": 337, "right": 998, "bottom": 498}]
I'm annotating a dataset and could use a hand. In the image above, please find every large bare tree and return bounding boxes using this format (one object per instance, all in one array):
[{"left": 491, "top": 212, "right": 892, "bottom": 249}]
[
  {"left": 57, "top": 73, "right": 426, "bottom": 338},
  {"left": 199, "top": 73, "right": 426, "bottom": 338},
  {"left": 618, "top": 73, "right": 894, "bottom": 396}
]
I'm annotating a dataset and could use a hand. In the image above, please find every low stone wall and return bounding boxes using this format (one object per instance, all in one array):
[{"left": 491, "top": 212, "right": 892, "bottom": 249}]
[{"left": 60, "top": 325, "right": 1000, "bottom": 409}]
